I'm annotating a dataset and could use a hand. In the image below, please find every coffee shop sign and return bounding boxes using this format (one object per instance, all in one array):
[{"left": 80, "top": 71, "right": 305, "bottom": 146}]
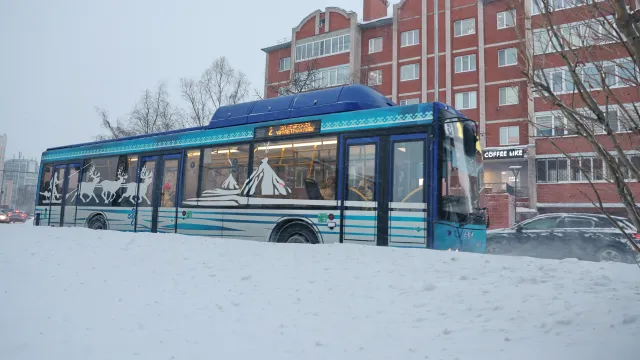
[{"left": 483, "top": 148, "right": 527, "bottom": 160}]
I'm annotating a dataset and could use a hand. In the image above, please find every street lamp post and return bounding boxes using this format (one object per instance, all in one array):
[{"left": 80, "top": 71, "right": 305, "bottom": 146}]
[{"left": 509, "top": 165, "right": 522, "bottom": 226}]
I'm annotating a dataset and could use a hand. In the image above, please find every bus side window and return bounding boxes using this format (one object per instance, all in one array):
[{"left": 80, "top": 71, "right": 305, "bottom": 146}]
[
  {"left": 38, "top": 164, "right": 53, "bottom": 205},
  {"left": 182, "top": 149, "right": 201, "bottom": 204}
]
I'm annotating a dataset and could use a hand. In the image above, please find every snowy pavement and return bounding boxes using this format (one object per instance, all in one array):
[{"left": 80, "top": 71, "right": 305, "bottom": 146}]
[{"left": 1, "top": 225, "right": 639, "bottom": 360}]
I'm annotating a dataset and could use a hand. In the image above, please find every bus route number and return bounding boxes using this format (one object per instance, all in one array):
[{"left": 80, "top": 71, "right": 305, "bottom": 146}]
[{"left": 254, "top": 120, "right": 321, "bottom": 139}]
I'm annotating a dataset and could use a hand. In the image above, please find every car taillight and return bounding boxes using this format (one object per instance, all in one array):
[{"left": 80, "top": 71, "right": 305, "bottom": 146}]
[
  {"left": 633, "top": 233, "right": 640, "bottom": 242},
  {"left": 328, "top": 213, "right": 334, "bottom": 221}
]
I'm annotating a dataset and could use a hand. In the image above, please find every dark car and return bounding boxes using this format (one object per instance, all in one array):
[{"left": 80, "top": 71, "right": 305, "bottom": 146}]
[
  {"left": 487, "top": 213, "right": 640, "bottom": 264},
  {"left": 8, "top": 210, "right": 28, "bottom": 223},
  {"left": 0, "top": 211, "right": 10, "bottom": 224}
]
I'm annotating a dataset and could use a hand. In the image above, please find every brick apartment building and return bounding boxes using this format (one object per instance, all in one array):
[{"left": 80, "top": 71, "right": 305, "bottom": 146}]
[{"left": 261, "top": 0, "right": 640, "bottom": 224}]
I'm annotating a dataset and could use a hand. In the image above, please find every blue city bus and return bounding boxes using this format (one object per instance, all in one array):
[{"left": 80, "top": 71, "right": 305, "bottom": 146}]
[{"left": 34, "top": 84, "right": 487, "bottom": 252}]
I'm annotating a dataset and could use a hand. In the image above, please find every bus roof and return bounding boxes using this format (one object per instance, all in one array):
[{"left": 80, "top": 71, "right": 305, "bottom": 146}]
[
  {"left": 209, "top": 84, "right": 394, "bottom": 129},
  {"left": 46, "top": 84, "right": 394, "bottom": 152}
]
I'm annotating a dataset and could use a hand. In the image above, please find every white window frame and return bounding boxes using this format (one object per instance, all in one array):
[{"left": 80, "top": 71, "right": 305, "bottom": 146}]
[
  {"left": 279, "top": 57, "right": 291, "bottom": 72},
  {"left": 498, "top": 86, "right": 519, "bottom": 106},
  {"left": 455, "top": 91, "right": 477, "bottom": 110},
  {"left": 368, "top": 70, "right": 383, "bottom": 86},
  {"left": 454, "top": 54, "right": 477, "bottom": 73},
  {"left": 532, "top": 0, "right": 605, "bottom": 16},
  {"left": 499, "top": 126, "right": 520, "bottom": 145},
  {"left": 368, "top": 37, "right": 383, "bottom": 54},
  {"left": 534, "top": 112, "right": 567, "bottom": 137},
  {"left": 498, "top": 48, "right": 517, "bottom": 67},
  {"left": 400, "top": 98, "right": 420, "bottom": 105},
  {"left": 454, "top": 18, "right": 476, "bottom": 37},
  {"left": 295, "top": 34, "right": 351, "bottom": 62},
  {"left": 497, "top": 10, "right": 516, "bottom": 29},
  {"left": 401, "top": 30, "right": 419, "bottom": 47},
  {"left": 400, "top": 63, "right": 420, "bottom": 81}
]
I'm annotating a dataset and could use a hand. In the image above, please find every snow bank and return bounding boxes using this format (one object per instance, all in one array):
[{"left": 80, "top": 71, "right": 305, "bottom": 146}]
[{"left": 1, "top": 225, "right": 639, "bottom": 360}]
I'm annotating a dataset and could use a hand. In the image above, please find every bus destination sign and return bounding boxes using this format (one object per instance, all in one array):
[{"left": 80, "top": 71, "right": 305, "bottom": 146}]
[{"left": 254, "top": 120, "right": 321, "bottom": 139}]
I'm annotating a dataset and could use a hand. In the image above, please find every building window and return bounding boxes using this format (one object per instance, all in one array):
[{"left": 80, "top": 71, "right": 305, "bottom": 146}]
[
  {"left": 535, "top": 155, "right": 627, "bottom": 183},
  {"left": 535, "top": 113, "right": 568, "bottom": 137},
  {"left": 498, "top": 48, "right": 517, "bottom": 67},
  {"left": 499, "top": 86, "right": 519, "bottom": 105},
  {"left": 368, "top": 70, "right": 382, "bottom": 86},
  {"left": 454, "top": 54, "right": 476, "bottom": 73},
  {"left": 455, "top": 91, "right": 477, "bottom": 110},
  {"left": 454, "top": 18, "right": 475, "bottom": 37},
  {"left": 279, "top": 57, "right": 290, "bottom": 72},
  {"left": 400, "top": 98, "right": 420, "bottom": 105},
  {"left": 497, "top": 10, "right": 515, "bottom": 29},
  {"left": 401, "top": 29, "right": 419, "bottom": 47},
  {"left": 400, "top": 64, "right": 419, "bottom": 81},
  {"left": 297, "top": 65, "right": 350, "bottom": 91},
  {"left": 500, "top": 126, "right": 520, "bottom": 145},
  {"left": 369, "top": 37, "right": 383, "bottom": 53},
  {"left": 295, "top": 34, "right": 350, "bottom": 62}
]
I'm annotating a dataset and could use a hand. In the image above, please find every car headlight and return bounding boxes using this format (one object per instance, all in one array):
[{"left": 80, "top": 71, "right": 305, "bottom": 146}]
[{"left": 0, "top": 215, "right": 6, "bottom": 220}]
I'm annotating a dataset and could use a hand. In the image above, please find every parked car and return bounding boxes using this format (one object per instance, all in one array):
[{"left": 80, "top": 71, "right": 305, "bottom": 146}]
[
  {"left": 8, "top": 210, "right": 28, "bottom": 223},
  {"left": 0, "top": 211, "right": 10, "bottom": 224},
  {"left": 487, "top": 213, "right": 640, "bottom": 264}
]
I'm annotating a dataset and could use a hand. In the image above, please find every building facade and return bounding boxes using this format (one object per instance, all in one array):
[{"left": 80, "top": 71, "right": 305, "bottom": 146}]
[
  {"left": 261, "top": 0, "right": 640, "bottom": 220},
  {"left": 3, "top": 156, "right": 39, "bottom": 213}
]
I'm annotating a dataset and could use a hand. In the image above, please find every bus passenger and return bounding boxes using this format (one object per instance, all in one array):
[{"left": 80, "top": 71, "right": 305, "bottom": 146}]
[{"left": 320, "top": 176, "right": 336, "bottom": 200}]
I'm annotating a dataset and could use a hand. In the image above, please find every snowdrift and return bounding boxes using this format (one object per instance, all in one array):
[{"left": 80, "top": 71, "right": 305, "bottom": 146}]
[{"left": 0, "top": 225, "right": 638, "bottom": 360}]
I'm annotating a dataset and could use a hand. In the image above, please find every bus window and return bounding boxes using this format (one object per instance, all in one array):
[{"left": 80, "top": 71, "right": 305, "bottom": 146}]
[
  {"left": 38, "top": 164, "right": 53, "bottom": 205},
  {"left": 347, "top": 144, "right": 376, "bottom": 202},
  {"left": 250, "top": 137, "right": 337, "bottom": 200},
  {"left": 200, "top": 145, "right": 250, "bottom": 195},
  {"left": 182, "top": 149, "right": 201, "bottom": 204},
  {"left": 392, "top": 140, "right": 425, "bottom": 203},
  {"left": 441, "top": 122, "right": 482, "bottom": 222},
  {"left": 114, "top": 155, "right": 139, "bottom": 207},
  {"left": 79, "top": 156, "right": 120, "bottom": 207}
]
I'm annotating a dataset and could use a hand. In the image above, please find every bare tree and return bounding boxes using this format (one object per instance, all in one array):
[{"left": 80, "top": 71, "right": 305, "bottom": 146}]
[
  {"left": 509, "top": 0, "right": 640, "bottom": 253},
  {"left": 181, "top": 57, "right": 251, "bottom": 127},
  {"left": 97, "top": 82, "right": 183, "bottom": 139},
  {"left": 268, "top": 58, "right": 370, "bottom": 97},
  {"left": 269, "top": 59, "right": 323, "bottom": 96}
]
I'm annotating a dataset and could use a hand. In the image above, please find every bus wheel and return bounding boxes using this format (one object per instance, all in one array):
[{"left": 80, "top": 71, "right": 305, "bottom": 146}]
[
  {"left": 88, "top": 215, "right": 107, "bottom": 230},
  {"left": 277, "top": 222, "right": 318, "bottom": 244}
]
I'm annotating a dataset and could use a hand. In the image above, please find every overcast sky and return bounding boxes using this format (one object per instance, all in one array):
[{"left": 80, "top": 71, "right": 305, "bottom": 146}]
[{"left": 1, "top": 0, "right": 396, "bottom": 161}]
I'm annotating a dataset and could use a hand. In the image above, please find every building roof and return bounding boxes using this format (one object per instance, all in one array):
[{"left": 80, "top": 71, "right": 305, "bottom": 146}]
[
  {"left": 358, "top": 16, "right": 393, "bottom": 29},
  {"left": 262, "top": 15, "right": 392, "bottom": 53},
  {"left": 261, "top": 42, "right": 291, "bottom": 53}
]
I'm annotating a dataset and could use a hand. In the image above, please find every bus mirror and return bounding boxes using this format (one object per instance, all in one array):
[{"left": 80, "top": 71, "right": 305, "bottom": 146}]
[{"left": 463, "top": 126, "right": 477, "bottom": 157}]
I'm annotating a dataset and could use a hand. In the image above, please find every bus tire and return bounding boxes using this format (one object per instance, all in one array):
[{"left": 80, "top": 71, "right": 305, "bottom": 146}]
[
  {"left": 88, "top": 215, "right": 108, "bottom": 230},
  {"left": 276, "top": 222, "right": 318, "bottom": 244}
]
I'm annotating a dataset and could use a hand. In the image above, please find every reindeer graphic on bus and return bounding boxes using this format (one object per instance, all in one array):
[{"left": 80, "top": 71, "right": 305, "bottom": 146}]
[{"left": 60, "top": 165, "right": 155, "bottom": 205}]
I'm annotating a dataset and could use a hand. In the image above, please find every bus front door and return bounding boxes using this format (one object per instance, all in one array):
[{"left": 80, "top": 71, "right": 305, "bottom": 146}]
[
  {"left": 135, "top": 154, "right": 181, "bottom": 233},
  {"left": 341, "top": 134, "right": 428, "bottom": 248},
  {"left": 387, "top": 135, "right": 428, "bottom": 248}
]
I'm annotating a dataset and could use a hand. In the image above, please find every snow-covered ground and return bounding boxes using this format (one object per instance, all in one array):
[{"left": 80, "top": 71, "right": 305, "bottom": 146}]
[{"left": 1, "top": 225, "right": 639, "bottom": 360}]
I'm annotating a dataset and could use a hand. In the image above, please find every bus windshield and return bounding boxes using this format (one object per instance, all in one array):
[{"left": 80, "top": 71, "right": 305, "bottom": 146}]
[{"left": 441, "top": 121, "right": 484, "bottom": 223}]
